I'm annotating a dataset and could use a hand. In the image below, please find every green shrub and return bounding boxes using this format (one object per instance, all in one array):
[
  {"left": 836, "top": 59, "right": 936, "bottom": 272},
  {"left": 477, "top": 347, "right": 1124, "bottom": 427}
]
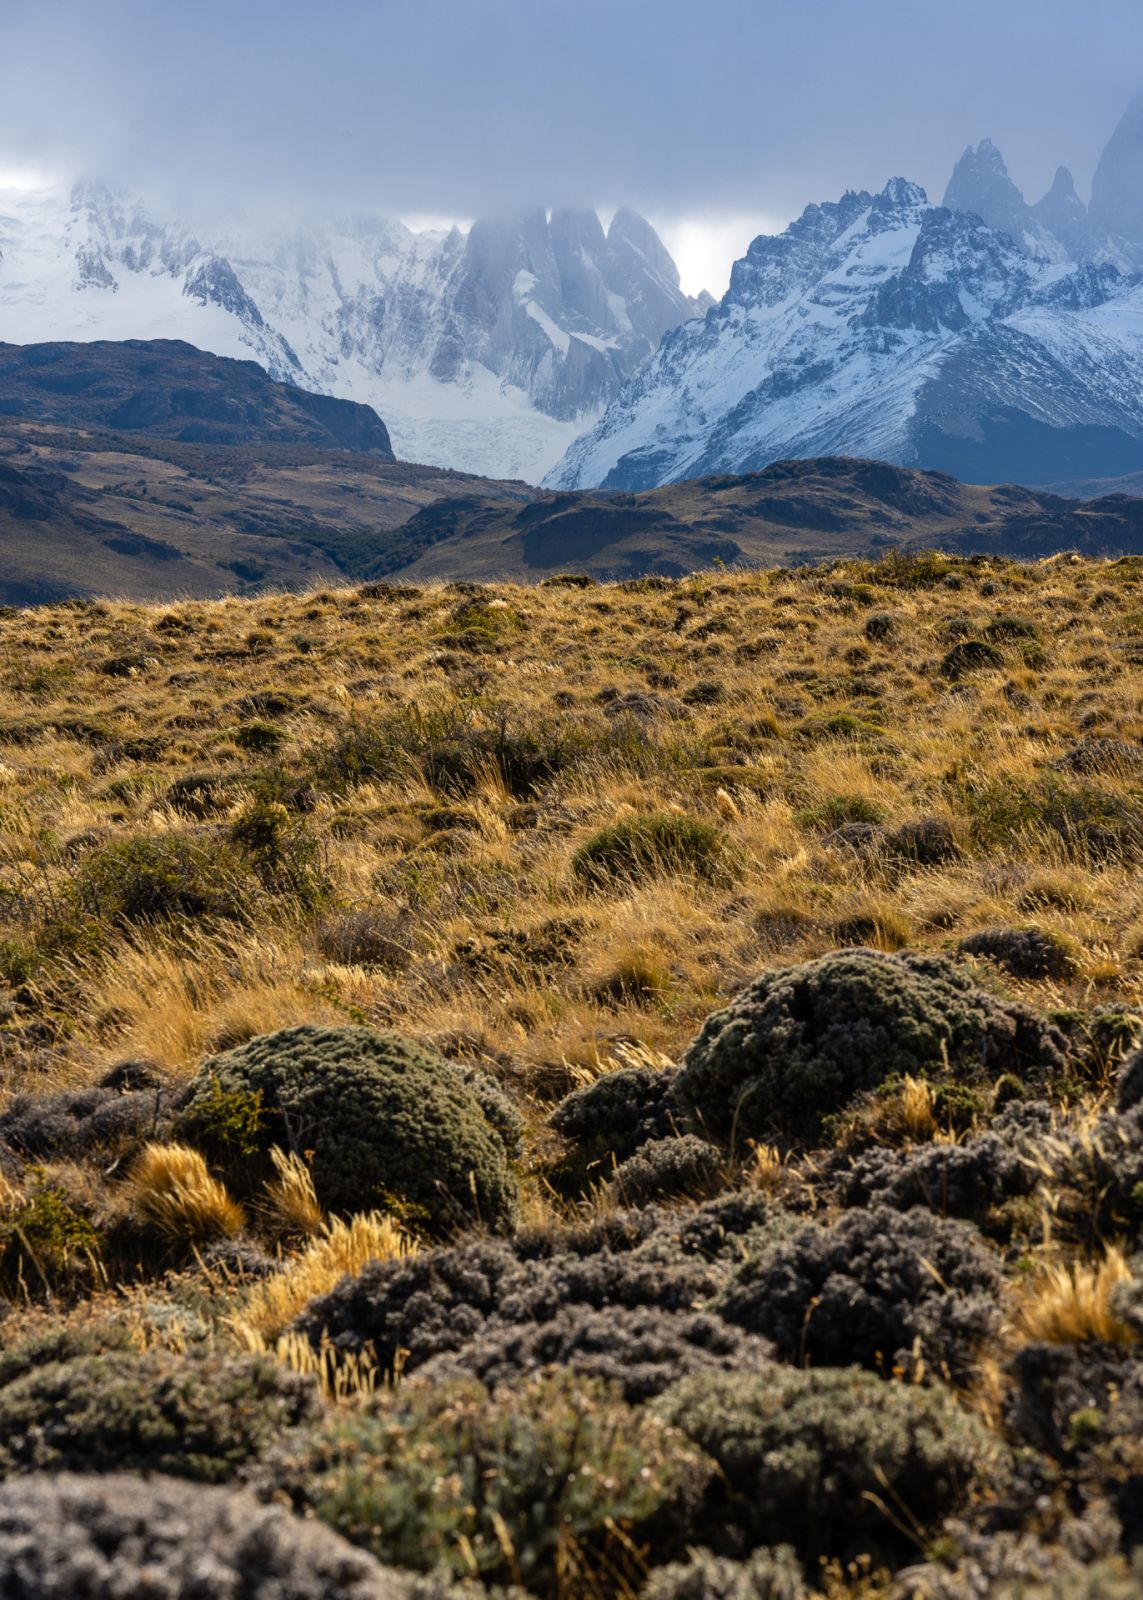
[
  {"left": 940, "top": 640, "right": 1004, "bottom": 679},
  {"left": 179, "top": 1025, "right": 518, "bottom": 1232},
  {"left": 262, "top": 1373, "right": 709, "bottom": 1591},
  {"left": 654, "top": 1367, "right": 1000, "bottom": 1564},
  {"left": 233, "top": 720, "right": 287, "bottom": 754},
  {"left": 571, "top": 811, "right": 729, "bottom": 887},
  {"left": 795, "top": 792, "right": 883, "bottom": 830},
  {"left": 310, "top": 721, "right": 403, "bottom": 791},
  {"left": 0, "top": 1346, "right": 315, "bottom": 1482},
  {"left": 228, "top": 799, "right": 330, "bottom": 909},
  {"left": 798, "top": 711, "right": 885, "bottom": 741},
  {"left": 64, "top": 833, "right": 251, "bottom": 930},
  {"left": 0, "top": 937, "right": 38, "bottom": 987},
  {"left": 674, "top": 948, "right": 1066, "bottom": 1144},
  {"left": 0, "top": 1178, "right": 101, "bottom": 1291},
  {"left": 962, "top": 775, "right": 1143, "bottom": 863}
]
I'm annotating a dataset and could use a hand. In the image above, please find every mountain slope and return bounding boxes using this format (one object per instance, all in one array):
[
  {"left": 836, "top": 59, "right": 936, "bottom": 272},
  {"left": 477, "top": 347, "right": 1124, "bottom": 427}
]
[
  {"left": 546, "top": 181, "right": 1143, "bottom": 492},
  {"left": 351, "top": 457, "right": 1143, "bottom": 582},
  {"left": 0, "top": 185, "right": 703, "bottom": 482},
  {"left": 0, "top": 339, "right": 394, "bottom": 454}
]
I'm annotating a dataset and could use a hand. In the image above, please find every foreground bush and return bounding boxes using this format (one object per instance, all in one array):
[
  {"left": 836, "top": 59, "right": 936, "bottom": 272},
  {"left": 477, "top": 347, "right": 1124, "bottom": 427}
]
[
  {"left": 675, "top": 948, "right": 1065, "bottom": 1144},
  {"left": 718, "top": 1205, "right": 1002, "bottom": 1380},
  {"left": 654, "top": 1366, "right": 1000, "bottom": 1564},
  {"left": 262, "top": 1373, "right": 710, "bottom": 1593},
  {"left": 0, "top": 1344, "right": 315, "bottom": 1482},
  {"left": 297, "top": 1232, "right": 729, "bottom": 1385},
  {"left": 179, "top": 1025, "right": 518, "bottom": 1231},
  {"left": 548, "top": 1065, "right": 681, "bottom": 1190},
  {"left": 0, "top": 1472, "right": 415, "bottom": 1600}
]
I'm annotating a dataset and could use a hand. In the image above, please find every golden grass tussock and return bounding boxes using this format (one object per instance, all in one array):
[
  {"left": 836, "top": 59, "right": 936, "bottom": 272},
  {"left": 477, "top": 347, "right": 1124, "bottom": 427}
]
[
  {"left": 1012, "top": 1244, "right": 1137, "bottom": 1347},
  {"left": 262, "top": 1147, "right": 324, "bottom": 1238},
  {"left": 232, "top": 1211, "right": 416, "bottom": 1344},
  {"left": 129, "top": 1143, "right": 246, "bottom": 1241}
]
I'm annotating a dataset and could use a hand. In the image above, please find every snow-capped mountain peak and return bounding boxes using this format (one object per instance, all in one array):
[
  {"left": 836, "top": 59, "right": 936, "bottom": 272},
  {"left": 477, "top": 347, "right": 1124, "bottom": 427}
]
[
  {"left": 0, "top": 182, "right": 703, "bottom": 482},
  {"left": 545, "top": 177, "right": 1143, "bottom": 492}
]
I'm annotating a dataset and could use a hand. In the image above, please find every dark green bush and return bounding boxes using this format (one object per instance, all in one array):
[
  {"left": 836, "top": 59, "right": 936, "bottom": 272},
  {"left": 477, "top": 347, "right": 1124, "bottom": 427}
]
[
  {"left": 654, "top": 1366, "right": 1000, "bottom": 1564},
  {"left": 228, "top": 799, "right": 330, "bottom": 908},
  {"left": 940, "top": 640, "right": 1004, "bottom": 678},
  {"left": 233, "top": 720, "right": 287, "bottom": 754},
  {"left": 795, "top": 793, "right": 883, "bottom": 830},
  {"left": 548, "top": 1065, "right": 681, "bottom": 1193},
  {"left": 65, "top": 833, "right": 252, "bottom": 929},
  {"left": 607, "top": 1135, "right": 723, "bottom": 1206},
  {"left": 417, "top": 1301, "right": 774, "bottom": 1405},
  {"left": 963, "top": 776, "right": 1143, "bottom": 863},
  {"left": 0, "top": 1346, "right": 315, "bottom": 1482},
  {"left": 311, "top": 721, "right": 403, "bottom": 791},
  {"left": 675, "top": 948, "right": 1067, "bottom": 1145},
  {"left": 718, "top": 1205, "right": 1002, "bottom": 1380},
  {"left": 571, "top": 812, "right": 729, "bottom": 887},
  {"left": 295, "top": 1231, "right": 728, "bottom": 1378},
  {"left": 179, "top": 1025, "right": 518, "bottom": 1231},
  {"left": 260, "top": 1373, "right": 710, "bottom": 1592},
  {"left": 959, "top": 926, "right": 1079, "bottom": 981}
]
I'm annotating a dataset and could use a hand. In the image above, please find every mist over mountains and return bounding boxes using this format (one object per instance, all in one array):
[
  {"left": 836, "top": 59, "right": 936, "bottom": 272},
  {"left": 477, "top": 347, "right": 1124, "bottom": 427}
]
[
  {"left": 0, "top": 187, "right": 706, "bottom": 483},
  {"left": 5, "top": 95, "right": 1143, "bottom": 497}
]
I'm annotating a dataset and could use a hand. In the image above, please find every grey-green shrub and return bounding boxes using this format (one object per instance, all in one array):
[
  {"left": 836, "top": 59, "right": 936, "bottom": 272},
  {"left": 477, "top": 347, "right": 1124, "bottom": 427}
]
[
  {"left": 179, "top": 1025, "right": 518, "bottom": 1232},
  {"left": 0, "top": 1473, "right": 416, "bottom": 1600},
  {"left": 0, "top": 1343, "right": 315, "bottom": 1483},
  {"left": 642, "top": 1548, "right": 807, "bottom": 1600},
  {"left": 654, "top": 1366, "right": 1000, "bottom": 1563},
  {"left": 675, "top": 948, "right": 1066, "bottom": 1144},
  {"left": 260, "top": 1373, "right": 711, "bottom": 1591},
  {"left": 718, "top": 1205, "right": 1002, "bottom": 1380}
]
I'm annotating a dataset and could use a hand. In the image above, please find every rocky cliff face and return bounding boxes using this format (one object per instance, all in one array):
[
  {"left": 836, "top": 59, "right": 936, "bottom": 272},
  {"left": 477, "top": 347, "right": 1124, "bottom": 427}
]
[
  {"left": 943, "top": 102, "right": 1143, "bottom": 272},
  {"left": 1090, "top": 92, "right": 1143, "bottom": 265},
  {"left": 0, "top": 185, "right": 703, "bottom": 482},
  {"left": 546, "top": 178, "right": 1143, "bottom": 491},
  {"left": 942, "top": 140, "right": 1069, "bottom": 261}
]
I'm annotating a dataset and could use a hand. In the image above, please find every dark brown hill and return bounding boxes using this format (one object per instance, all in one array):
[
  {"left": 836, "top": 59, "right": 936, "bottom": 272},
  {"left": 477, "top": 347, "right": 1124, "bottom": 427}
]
[
  {"left": 0, "top": 340, "right": 394, "bottom": 456},
  {"left": 378, "top": 457, "right": 1143, "bottom": 581}
]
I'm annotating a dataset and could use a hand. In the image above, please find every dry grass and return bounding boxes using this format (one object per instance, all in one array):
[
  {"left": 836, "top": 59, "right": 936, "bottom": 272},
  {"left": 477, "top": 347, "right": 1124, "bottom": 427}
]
[
  {"left": 0, "top": 559, "right": 1131, "bottom": 1111},
  {"left": 262, "top": 1147, "right": 324, "bottom": 1237},
  {"left": 128, "top": 1143, "right": 246, "bottom": 1241},
  {"left": 1012, "top": 1244, "right": 1136, "bottom": 1346},
  {"left": 232, "top": 1210, "right": 416, "bottom": 1344}
]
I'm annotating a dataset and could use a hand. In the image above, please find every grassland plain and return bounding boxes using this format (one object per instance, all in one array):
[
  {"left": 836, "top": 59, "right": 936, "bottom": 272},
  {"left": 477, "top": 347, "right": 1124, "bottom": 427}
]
[{"left": 6, "top": 551, "right": 1143, "bottom": 1594}]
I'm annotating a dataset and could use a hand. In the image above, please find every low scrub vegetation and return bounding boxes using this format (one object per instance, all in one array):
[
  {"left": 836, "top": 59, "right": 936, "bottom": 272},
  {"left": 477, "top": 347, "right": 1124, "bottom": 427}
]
[{"left": 3, "top": 560, "right": 1143, "bottom": 1595}]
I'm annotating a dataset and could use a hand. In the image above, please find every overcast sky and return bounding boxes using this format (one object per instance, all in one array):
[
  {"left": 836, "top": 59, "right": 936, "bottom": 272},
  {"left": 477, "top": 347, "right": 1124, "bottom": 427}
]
[{"left": 3, "top": 0, "right": 1142, "bottom": 295}]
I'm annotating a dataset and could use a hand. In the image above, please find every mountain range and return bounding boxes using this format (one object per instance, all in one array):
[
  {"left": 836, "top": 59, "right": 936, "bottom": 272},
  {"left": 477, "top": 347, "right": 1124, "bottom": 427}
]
[
  {"left": 547, "top": 98, "right": 1143, "bottom": 491},
  {"left": 6, "top": 338, "right": 1143, "bottom": 601},
  {"left": 6, "top": 99, "right": 1143, "bottom": 508},
  {"left": 0, "top": 185, "right": 706, "bottom": 483}
]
